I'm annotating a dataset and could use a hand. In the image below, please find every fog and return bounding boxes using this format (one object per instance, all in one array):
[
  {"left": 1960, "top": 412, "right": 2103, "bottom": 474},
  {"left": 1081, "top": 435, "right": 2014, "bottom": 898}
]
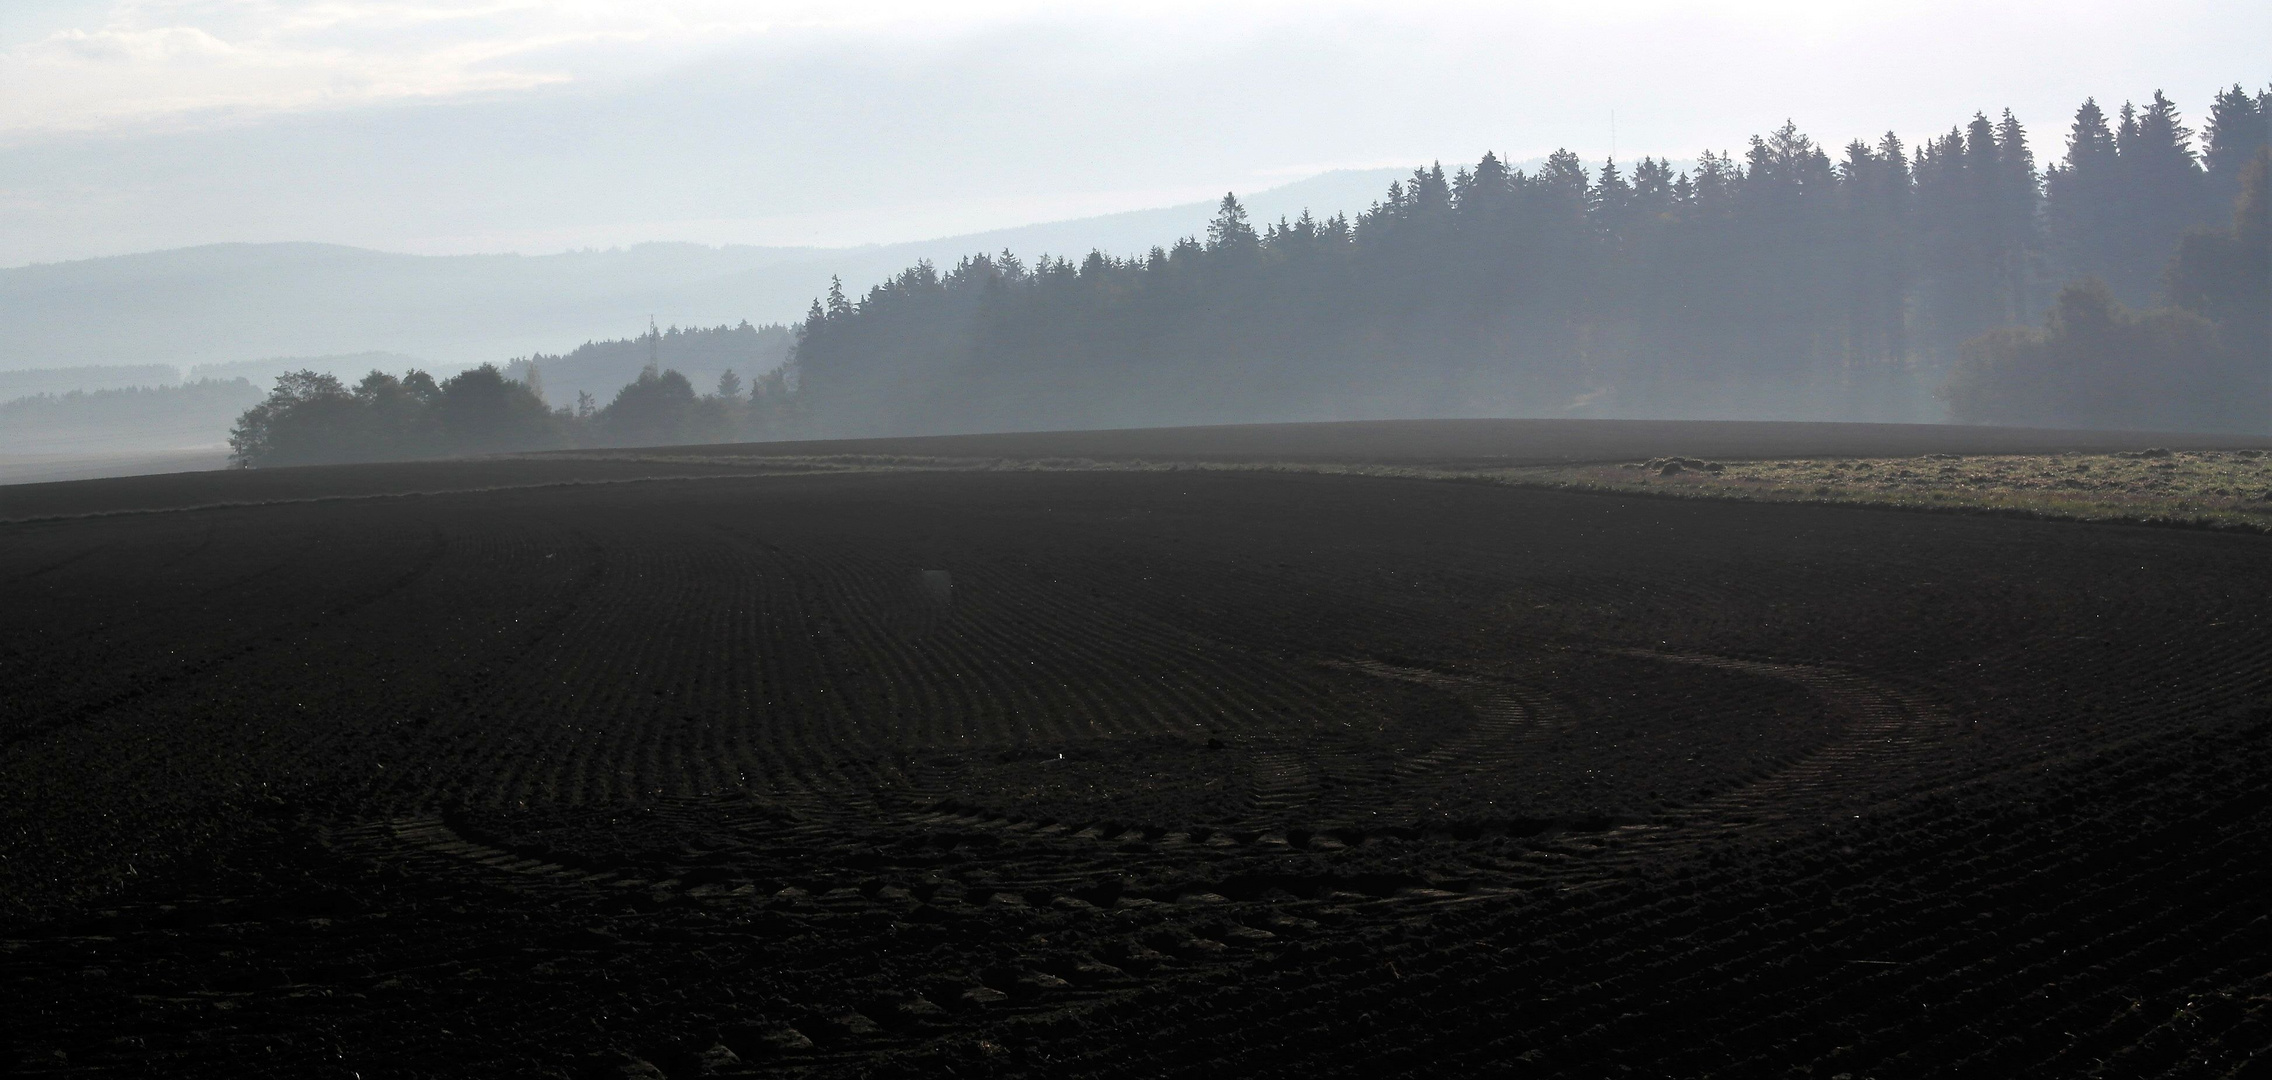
[
  {"left": 3, "top": 2, "right": 2260, "bottom": 263},
  {"left": 0, "top": 169, "right": 1406, "bottom": 375},
  {"left": 0, "top": 1, "right": 2265, "bottom": 469}
]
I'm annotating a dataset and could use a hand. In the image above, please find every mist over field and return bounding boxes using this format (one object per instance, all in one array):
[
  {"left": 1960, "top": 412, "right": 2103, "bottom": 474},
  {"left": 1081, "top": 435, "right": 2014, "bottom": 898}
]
[{"left": 0, "top": 2, "right": 2265, "bottom": 462}]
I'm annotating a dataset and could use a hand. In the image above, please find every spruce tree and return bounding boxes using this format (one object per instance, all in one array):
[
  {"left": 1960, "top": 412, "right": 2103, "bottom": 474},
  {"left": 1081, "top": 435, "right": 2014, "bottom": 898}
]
[
  {"left": 1458, "top": 152, "right": 1512, "bottom": 214},
  {"left": 2113, "top": 91, "right": 2210, "bottom": 302},
  {"left": 2203, "top": 84, "right": 2270, "bottom": 211},
  {"left": 1913, "top": 126, "right": 1993, "bottom": 352},
  {"left": 1838, "top": 136, "right": 1912, "bottom": 370},
  {"left": 2046, "top": 98, "right": 2120, "bottom": 287},
  {"left": 774, "top": 85, "right": 2260, "bottom": 438},
  {"left": 1992, "top": 109, "right": 2043, "bottom": 321},
  {"left": 1632, "top": 158, "right": 1675, "bottom": 210},
  {"left": 1409, "top": 164, "right": 1453, "bottom": 219},
  {"left": 1592, "top": 158, "right": 1635, "bottom": 233},
  {"left": 1535, "top": 150, "right": 1591, "bottom": 214},
  {"left": 1205, "top": 193, "right": 1258, "bottom": 252}
]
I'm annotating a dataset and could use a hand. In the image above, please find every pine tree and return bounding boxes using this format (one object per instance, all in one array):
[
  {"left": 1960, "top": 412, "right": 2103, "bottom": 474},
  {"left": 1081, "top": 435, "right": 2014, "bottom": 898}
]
[
  {"left": 1534, "top": 150, "right": 1591, "bottom": 215},
  {"left": 1630, "top": 157, "right": 1677, "bottom": 217},
  {"left": 1838, "top": 136, "right": 1912, "bottom": 371},
  {"left": 1592, "top": 158, "right": 1635, "bottom": 233},
  {"left": 2136, "top": 90, "right": 2200, "bottom": 170},
  {"left": 775, "top": 88, "right": 2260, "bottom": 438},
  {"left": 2109, "top": 91, "right": 2210, "bottom": 302},
  {"left": 1205, "top": 193, "right": 1258, "bottom": 252},
  {"left": 1870, "top": 132, "right": 1915, "bottom": 212},
  {"left": 1992, "top": 109, "right": 2043, "bottom": 321},
  {"left": 2202, "top": 84, "right": 2270, "bottom": 212},
  {"left": 1458, "top": 151, "right": 1512, "bottom": 214},
  {"left": 1913, "top": 126, "right": 1990, "bottom": 352},
  {"left": 1693, "top": 150, "right": 1734, "bottom": 201},
  {"left": 2046, "top": 98, "right": 2120, "bottom": 286},
  {"left": 1409, "top": 164, "right": 1453, "bottom": 219}
]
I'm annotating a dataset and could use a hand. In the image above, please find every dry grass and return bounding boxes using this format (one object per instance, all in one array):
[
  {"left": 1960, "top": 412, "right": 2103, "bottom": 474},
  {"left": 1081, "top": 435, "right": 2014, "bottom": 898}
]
[
  {"left": 563, "top": 445, "right": 2272, "bottom": 532},
  {"left": 1515, "top": 447, "right": 2272, "bottom": 531}
]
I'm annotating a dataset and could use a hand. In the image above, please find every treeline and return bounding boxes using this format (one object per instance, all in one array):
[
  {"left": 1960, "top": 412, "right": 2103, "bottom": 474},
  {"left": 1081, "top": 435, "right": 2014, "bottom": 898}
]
[
  {"left": 1944, "top": 157, "right": 2267, "bottom": 431},
  {"left": 228, "top": 327, "right": 795, "bottom": 467},
  {"left": 0, "top": 365, "right": 182, "bottom": 402},
  {"left": 4, "top": 379, "right": 264, "bottom": 456},
  {"left": 225, "top": 84, "right": 2267, "bottom": 465},
  {"left": 793, "top": 85, "right": 2270, "bottom": 435},
  {"left": 501, "top": 322, "right": 793, "bottom": 415},
  {"left": 0, "top": 357, "right": 423, "bottom": 402}
]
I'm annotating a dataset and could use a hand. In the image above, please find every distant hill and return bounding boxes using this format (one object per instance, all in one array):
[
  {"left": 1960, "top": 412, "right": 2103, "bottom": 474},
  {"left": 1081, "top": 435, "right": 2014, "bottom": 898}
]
[
  {"left": 0, "top": 365, "right": 182, "bottom": 401},
  {"left": 0, "top": 356, "right": 464, "bottom": 403},
  {"left": 0, "top": 243, "right": 818, "bottom": 375},
  {"left": 0, "top": 379, "right": 263, "bottom": 456},
  {"left": 0, "top": 169, "right": 1408, "bottom": 376},
  {"left": 186, "top": 353, "right": 433, "bottom": 386}
]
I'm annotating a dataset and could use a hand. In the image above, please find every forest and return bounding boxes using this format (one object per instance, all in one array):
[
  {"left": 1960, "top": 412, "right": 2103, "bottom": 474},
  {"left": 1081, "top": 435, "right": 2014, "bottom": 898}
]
[
  {"left": 791, "top": 86, "right": 2268, "bottom": 437},
  {"left": 499, "top": 321, "right": 793, "bottom": 417},
  {"left": 227, "top": 326, "right": 795, "bottom": 468},
  {"left": 226, "top": 85, "right": 2269, "bottom": 467},
  {"left": 0, "top": 365, "right": 182, "bottom": 401},
  {"left": 3, "top": 379, "right": 263, "bottom": 457}
]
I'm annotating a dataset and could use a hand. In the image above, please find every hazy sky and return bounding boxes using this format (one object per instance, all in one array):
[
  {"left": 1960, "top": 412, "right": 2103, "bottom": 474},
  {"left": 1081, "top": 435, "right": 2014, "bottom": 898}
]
[{"left": 1, "top": 1, "right": 2263, "bottom": 266}]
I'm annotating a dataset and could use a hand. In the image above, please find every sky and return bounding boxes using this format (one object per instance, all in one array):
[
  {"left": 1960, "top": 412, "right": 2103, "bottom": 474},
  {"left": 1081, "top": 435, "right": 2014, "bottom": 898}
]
[{"left": 0, "top": 0, "right": 2264, "bottom": 266}]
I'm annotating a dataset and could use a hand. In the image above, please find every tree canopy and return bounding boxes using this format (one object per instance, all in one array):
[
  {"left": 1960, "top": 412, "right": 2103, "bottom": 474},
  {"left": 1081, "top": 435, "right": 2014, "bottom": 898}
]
[
  {"left": 229, "top": 325, "right": 799, "bottom": 467},
  {"left": 787, "top": 85, "right": 2265, "bottom": 437},
  {"left": 230, "top": 83, "right": 2269, "bottom": 464}
]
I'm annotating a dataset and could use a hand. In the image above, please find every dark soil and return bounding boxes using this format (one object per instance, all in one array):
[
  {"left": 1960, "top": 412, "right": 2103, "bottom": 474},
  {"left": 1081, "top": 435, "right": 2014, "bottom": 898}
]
[{"left": 4, "top": 452, "right": 2270, "bottom": 1077}]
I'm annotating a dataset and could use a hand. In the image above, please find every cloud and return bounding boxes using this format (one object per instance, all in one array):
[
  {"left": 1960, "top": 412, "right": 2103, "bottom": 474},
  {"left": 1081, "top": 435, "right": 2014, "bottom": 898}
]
[
  {"left": 0, "top": 0, "right": 798, "bottom": 136},
  {"left": 43, "top": 24, "right": 233, "bottom": 64},
  {"left": 0, "top": 0, "right": 2263, "bottom": 267},
  {"left": 2, "top": 0, "right": 1919, "bottom": 137}
]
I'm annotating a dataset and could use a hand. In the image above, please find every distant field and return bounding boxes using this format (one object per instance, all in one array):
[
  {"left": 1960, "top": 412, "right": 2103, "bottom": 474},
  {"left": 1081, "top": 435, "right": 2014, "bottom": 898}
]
[
  {"left": 11, "top": 416, "right": 2268, "bottom": 519},
  {"left": 0, "top": 448, "right": 229, "bottom": 487},
  {"left": 645, "top": 416, "right": 2272, "bottom": 466},
  {"left": 545, "top": 419, "right": 2272, "bottom": 532},
  {"left": 6, "top": 428, "right": 2271, "bottom": 1077}
]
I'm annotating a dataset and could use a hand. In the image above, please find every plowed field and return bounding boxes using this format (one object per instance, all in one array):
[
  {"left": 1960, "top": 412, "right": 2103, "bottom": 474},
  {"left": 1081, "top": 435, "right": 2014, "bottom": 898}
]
[{"left": 5, "top": 434, "right": 2271, "bottom": 1078}]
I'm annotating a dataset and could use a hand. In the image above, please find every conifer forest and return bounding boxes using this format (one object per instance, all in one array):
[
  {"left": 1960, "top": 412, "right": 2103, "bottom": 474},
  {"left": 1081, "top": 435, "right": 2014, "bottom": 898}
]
[{"left": 795, "top": 88, "right": 2268, "bottom": 438}]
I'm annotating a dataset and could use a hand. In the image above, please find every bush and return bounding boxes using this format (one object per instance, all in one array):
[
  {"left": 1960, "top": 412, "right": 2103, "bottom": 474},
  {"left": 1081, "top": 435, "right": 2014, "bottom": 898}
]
[
  {"left": 1940, "top": 279, "right": 2264, "bottom": 433},
  {"left": 1945, "top": 152, "right": 2269, "bottom": 434},
  {"left": 230, "top": 364, "right": 560, "bottom": 467}
]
